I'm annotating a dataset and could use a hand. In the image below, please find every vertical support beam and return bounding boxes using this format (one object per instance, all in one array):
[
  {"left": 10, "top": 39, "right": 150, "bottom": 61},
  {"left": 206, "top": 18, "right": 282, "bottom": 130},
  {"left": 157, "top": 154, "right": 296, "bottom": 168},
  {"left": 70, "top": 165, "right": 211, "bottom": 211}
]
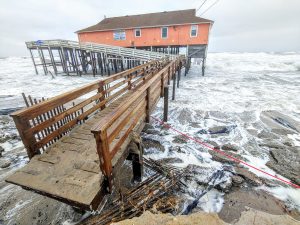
[
  {"left": 146, "top": 88, "right": 151, "bottom": 123},
  {"left": 69, "top": 49, "right": 75, "bottom": 73},
  {"left": 167, "top": 67, "right": 171, "bottom": 85},
  {"left": 113, "top": 58, "right": 118, "bottom": 73},
  {"left": 64, "top": 49, "right": 70, "bottom": 75},
  {"left": 172, "top": 64, "right": 176, "bottom": 101},
  {"left": 74, "top": 49, "right": 81, "bottom": 76},
  {"left": 61, "top": 47, "right": 69, "bottom": 75},
  {"left": 94, "top": 131, "right": 113, "bottom": 193},
  {"left": 29, "top": 48, "right": 38, "bottom": 75},
  {"left": 102, "top": 53, "right": 107, "bottom": 73},
  {"left": 177, "top": 64, "right": 181, "bottom": 88},
  {"left": 186, "top": 45, "right": 189, "bottom": 57},
  {"left": 105, "top": 54, "right": 110, "bottom": 76},
  {"left": 77, "top": 50, "right": 84, "bottom": 74},
  {"left": 202, "top": 57, "right": 206, "bottom": 76},
  {"left": 163, "top": 86, "right": 169, "bottom": 122},
  {"left": 58, "top": 48, "right": 64, "bottom": 73},
  {"left": 121, "top": 57, "right": 124, "bottom": 71},
  {"left": 11, "top": 116, "right": 39, "bottom": 159},
  {"left": 82, "top": 50, "right": 88, "bottom": 74},
  {"left": 98, "top": 53, "right": 104, "bottom": 76},
  {"left": 132, "top": 152, "right": 143, "bottom": 182},
  {"left": 48, "top": 47, "right": 57, "bottom": 75},
  {"left": 160, "top": 72, "right": 164, "bottom": 97},
  {"left": 98, "top": 81, "right": 106, "bottom": 110},
  {"left": 38, "top": 47, "right": 47, "bottom": 75},
  {"left": 185, "top": 58, "right": 189, "bottom": 76}
]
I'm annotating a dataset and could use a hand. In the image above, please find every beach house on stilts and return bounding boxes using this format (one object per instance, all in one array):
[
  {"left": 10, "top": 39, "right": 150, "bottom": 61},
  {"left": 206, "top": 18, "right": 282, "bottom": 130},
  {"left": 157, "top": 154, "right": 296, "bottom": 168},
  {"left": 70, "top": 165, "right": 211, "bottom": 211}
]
[{"left": 76, "top": 9, "right": 213, "bottom": 75}]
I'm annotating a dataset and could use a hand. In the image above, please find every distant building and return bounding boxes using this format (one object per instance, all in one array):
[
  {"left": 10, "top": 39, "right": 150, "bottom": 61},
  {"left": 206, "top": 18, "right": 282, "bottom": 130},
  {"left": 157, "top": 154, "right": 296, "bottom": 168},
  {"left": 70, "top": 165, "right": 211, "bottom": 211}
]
[{"left": 76, "top": 9, "right": 213, "bottom": 60}]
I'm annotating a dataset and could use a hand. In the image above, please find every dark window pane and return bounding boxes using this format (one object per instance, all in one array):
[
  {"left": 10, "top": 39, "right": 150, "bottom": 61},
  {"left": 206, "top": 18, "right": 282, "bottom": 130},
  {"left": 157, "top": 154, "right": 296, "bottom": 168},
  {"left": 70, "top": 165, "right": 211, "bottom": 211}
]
[{"left": 135, "top": 29, "right": 141, "bottom": 37}]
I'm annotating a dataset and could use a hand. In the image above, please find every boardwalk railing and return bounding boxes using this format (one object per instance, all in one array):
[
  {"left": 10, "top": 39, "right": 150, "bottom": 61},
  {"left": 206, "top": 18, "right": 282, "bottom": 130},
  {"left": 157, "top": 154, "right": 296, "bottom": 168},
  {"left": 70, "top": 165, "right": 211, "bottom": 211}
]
[
  {"left": 26, "top": 39, "right": 175, "bottom": 60},
  {"left": 91, "top": 58, "right": 182, "bottom": 191},
  {"left": 11, "top": 59, "right": 169, "bottom": 159}
]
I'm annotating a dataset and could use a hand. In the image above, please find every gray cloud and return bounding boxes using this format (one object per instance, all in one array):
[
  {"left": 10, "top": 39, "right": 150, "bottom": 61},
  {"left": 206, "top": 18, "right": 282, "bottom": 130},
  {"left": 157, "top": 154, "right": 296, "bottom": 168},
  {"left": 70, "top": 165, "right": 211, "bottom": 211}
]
[{"left": 0, "top": 0, "right": 299, "bottom": 56}]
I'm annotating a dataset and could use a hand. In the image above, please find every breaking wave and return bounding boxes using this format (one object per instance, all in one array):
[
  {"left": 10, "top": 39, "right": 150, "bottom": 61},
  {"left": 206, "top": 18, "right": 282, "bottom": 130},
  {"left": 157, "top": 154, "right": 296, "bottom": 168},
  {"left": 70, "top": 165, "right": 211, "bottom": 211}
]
[{"left": 206, "top": 52, "right": 300, "bottom": 73}]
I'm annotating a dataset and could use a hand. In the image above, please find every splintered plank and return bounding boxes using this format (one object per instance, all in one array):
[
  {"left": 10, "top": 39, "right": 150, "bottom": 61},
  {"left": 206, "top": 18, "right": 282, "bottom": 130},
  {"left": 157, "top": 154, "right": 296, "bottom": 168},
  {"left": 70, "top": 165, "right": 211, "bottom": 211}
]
[{"left": 6, "top": 91, "right": 143, "bottom": 210}]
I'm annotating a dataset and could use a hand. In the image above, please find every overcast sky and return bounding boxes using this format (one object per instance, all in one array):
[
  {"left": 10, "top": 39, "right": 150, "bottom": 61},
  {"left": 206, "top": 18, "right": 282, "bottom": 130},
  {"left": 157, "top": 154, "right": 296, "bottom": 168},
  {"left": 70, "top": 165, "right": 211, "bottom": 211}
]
[{"left": 0, "top": 0, "right": 300, "bottom": 57}]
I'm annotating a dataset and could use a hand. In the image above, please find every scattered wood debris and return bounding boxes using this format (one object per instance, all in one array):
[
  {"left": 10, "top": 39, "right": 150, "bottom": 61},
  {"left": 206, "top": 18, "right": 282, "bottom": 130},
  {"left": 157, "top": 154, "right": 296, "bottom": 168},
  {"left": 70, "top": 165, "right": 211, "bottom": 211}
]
[{"left": 79, "top": 158, "right": 190, "bottom": 225}]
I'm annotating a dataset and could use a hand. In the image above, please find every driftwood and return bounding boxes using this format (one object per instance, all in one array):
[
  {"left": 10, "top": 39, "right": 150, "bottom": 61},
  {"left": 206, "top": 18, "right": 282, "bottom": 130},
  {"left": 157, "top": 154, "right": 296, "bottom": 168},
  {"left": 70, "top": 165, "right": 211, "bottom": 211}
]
[{"left": 79, "top": 158, "right": 189, "bottom": 225}]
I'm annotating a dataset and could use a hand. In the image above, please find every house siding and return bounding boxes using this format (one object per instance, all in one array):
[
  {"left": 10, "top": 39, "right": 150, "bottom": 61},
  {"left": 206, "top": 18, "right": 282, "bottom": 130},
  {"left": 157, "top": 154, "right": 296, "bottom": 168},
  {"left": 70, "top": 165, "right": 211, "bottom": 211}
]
[{"left": 78, "top": 23, "right": 210, "bottom": 47}]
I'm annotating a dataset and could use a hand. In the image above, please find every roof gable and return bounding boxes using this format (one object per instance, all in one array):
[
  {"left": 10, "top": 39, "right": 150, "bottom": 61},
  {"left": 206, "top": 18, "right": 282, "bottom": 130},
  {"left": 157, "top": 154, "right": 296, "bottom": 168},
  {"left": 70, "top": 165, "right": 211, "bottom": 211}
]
[{"left": 76, "top": 9, "right": 213, "bottom": 33}]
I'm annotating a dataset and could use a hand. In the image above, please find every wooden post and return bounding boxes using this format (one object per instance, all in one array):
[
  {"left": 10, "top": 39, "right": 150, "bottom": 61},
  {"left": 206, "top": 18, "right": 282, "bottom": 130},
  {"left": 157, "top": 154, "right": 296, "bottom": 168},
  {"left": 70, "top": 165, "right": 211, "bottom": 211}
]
[
  {"left": 121, "top": 57, "right": 124, "bottom": 71},
  {"left": 11, "top": 116, "right": 38, "bottom": 159},
  {"left": 132, "top": 153, "right": 143, "bottom": 182},
  {"left": 98, "top": 81, "right": 106, "bottom": 110},
  {"left": 74, "top": 49, "right": 81, "bottom": 76},
  {"left": 71, "top": 48, "right": 79, "bottom": 75},
  {"left": 172, "top": 64, "right": 176, "bottom": 101},
  {"left": 58, "top": 48, "right": 65, "bottom": 74},
  {"left": 167, "top": 67, "right": 170, "bottom": 85},
  {"left": 106, "top": 54, "right": 110, "bottom": 76},
  {"left": 163, "top": 86, "right": 169, "bottom": 122},
  {"left": 177, "top": 65, "right": 181, "bottom": 88},
  {"left": 113, "top": 59, "right": 118, "bottom": 73},
  {"left": 202, "top": 57, "right": 206, "bottom": 76},
  {"left": 38, "top": 47, "right": 47, "bottom": 75},
  {"left": 146, "top": 88, "right": 151, "bottom": 123},
  {"left": 94, "top": 131, "right": 113, "bottom": 193},
  {"left": 61, "top": 47, "right": 69, "bottom": 75},
  {"left": 48, "top": 47, "right": 57, "bottom": 75},
  {"left": 160, "top": 73, "right": 164, "bottom": 97},
  {"left": 29, "top": 48, "right": 38, "bottom": 75},
  {"left": 185, "top": 58, "right": 188, "bottom": 76}
]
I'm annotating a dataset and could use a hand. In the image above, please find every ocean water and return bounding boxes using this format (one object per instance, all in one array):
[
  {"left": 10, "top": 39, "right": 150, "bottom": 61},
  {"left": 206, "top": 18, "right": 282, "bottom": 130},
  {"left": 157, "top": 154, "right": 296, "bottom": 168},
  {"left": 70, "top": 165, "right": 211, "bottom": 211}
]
[
  {"left": 0, "top": 52, "right": 300, "bottom": 217},
  {"left": 150, "top": 52, "right": 300, "bottom": 212}
]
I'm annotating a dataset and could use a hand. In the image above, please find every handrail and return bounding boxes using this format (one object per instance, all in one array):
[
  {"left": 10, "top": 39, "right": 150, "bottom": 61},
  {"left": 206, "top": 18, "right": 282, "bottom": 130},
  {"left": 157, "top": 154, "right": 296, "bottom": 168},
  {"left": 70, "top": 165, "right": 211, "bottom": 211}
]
[
  {"left": 11, "top": 59, "right": 168, "bottom": 158},
  {"left": 25, "top": 39, "right": 177, "bottom": 60},
  {"left": 11, "top": 60, "right": 158, "bottom": 119}
]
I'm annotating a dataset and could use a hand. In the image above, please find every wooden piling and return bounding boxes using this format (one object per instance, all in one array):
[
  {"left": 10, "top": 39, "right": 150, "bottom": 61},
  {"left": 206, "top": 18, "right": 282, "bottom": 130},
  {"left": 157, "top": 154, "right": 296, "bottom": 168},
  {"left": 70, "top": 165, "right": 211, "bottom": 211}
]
[
  {"left": 38, "top": 47, "right": 47, "bottom": 75},
  {"left": 48, "top": 47, "right": 57, "bottom": 75},
  {"left": 163, "top": 86, "right": 169, "bottom": 122},
  {"left": 172, "top": 68, "right": 176, "bottom": 101},
  {"left": 177, "top": 65, "right": 181, "bottom": 88},
  {"left": 29, "top": 48, "right": 38, "bottom": 75},
  {"left": 202, "top": 57, "right": 205, "bottom": 76}
]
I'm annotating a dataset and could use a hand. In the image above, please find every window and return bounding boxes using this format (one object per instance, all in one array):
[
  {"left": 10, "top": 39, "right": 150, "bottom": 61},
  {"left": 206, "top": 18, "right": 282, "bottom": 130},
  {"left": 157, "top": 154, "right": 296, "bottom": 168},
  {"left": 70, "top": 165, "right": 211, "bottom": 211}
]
[
  {"left": 190, "top": 25, "right": 198, "bottom": 37},
  {"left": 135, "top": 28, "right": 141, "bottom": 37},
  {"left": 113, "top": 30, "right": 126, "bottom": 40},
  {"left": 161, "top": 27, "right": 168, "bottom": 39}
]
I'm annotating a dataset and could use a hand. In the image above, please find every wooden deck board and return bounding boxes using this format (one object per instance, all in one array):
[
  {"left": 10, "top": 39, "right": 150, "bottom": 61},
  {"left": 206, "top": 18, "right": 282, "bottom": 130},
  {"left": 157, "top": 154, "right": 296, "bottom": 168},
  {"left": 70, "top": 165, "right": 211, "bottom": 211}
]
[{"left": 6, "top": 91, "right": 147, "bottom": 209}]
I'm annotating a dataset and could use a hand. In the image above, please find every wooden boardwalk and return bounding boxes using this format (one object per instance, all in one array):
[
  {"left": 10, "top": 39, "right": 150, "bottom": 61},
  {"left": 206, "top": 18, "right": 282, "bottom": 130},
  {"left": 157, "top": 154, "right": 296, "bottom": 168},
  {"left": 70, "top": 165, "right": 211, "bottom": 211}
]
[
  {"left": 6, "top": 57, "right": 185, "bottom": 210},
  {"left": 26, "top": 39, "right": 175, "bottom": 76}
]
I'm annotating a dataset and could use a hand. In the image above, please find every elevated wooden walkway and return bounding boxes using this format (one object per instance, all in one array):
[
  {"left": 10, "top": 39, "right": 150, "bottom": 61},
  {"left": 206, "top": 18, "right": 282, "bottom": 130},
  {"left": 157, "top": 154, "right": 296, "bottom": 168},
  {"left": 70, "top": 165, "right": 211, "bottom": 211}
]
[
  {"left": 6, "top": 57, "right": 186, "bottom": 210},
  {"left": 26, "top": 39, "right": 176, "bottom": 76}
]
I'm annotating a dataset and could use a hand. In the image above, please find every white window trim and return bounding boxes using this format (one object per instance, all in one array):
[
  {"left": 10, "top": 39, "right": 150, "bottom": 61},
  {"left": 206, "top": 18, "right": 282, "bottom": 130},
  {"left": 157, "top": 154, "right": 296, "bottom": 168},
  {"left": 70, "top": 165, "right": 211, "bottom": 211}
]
[
  {"left": 161, "top": 27, "right": 168, "bottom": 39},
  {"left": 190, "top": 25, "right": 198, "bottom": 37},
  {"left": 134, "top": 28, "right": 141, "bottom": 37}
]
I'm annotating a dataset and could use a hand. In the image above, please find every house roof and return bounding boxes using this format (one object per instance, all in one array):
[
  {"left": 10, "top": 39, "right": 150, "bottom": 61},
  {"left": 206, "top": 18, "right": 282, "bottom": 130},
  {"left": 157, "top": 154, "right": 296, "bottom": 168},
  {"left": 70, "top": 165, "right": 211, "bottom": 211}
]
[{"left": 76, "top": 9, "right": 213, "bottom": 33}]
